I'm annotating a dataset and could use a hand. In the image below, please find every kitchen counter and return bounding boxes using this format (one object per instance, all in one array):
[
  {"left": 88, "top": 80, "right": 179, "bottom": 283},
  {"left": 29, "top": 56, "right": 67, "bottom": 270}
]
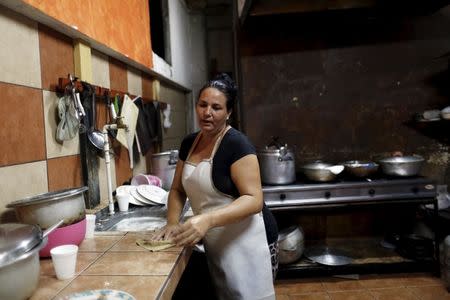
[{"left": 30, "top": 231, "right": 191, "bottom": 300}]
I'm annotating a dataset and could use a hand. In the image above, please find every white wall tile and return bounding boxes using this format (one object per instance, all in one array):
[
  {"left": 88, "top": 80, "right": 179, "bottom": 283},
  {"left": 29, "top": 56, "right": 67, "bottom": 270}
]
[
  {"left": 162, "top": 110, "right": 186, "bottom": 140},
  {"left": 127, "top": 67, "right": 142, "bottom": 96},
  {"left": 132, "top": 155, "right": 147, "bottom": 176},
  {"left": 91, "top": 49, "right": 110, "bottom": 89},
  {"left": 0, "top": 161, "right": 48, "bottom": 212},
  {"left": 98, "top": 154, "right": 117, "bottom": 204},
  {"left": 43, "top": 91, "right": 80, "bottom": 159},
  {"left": 162, "top": 137, "right": 183, "bottom": 152},
  {"left": 0, "top": 6, "right": 41, "bottom": 88}
]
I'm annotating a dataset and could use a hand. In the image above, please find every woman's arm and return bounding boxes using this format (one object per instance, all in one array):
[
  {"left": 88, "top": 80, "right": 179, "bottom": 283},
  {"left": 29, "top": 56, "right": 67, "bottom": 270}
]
[
  {"left": 167, "top": 160, "right": 188, "bottom": 224},
  {"left": 154, "top": 160, "right": 187, "bottom": 240},
  {"left": 174, "top": 154, "right": 263, "bottom": 246}
]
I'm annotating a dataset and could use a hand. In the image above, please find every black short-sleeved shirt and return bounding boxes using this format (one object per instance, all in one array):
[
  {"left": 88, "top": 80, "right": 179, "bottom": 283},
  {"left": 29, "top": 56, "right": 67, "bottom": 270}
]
[{"left": 179, "top": 128, "right": 278, "bottom": 244}]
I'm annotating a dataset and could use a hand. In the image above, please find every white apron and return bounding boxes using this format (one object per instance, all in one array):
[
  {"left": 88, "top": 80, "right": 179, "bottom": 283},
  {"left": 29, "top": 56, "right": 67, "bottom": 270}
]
[{"left": 181, "top": 128, "right": 275, "bottom": 300}]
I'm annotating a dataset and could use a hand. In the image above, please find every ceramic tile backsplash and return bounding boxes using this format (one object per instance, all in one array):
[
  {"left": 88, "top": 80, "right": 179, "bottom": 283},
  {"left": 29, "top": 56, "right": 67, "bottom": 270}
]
[
  {"left": 0, "top": 82, "right": 46, "bottom": 167},
  {"left": 98, "top": 153, "right": 116, "bottom": 205},
  {"left": 127, "top": 66, "right": 142, "bottom": 96},
  {"left": 160, "top": 84, "right": 187, "bottom": 112},
  {"left": 47, "top": 155, "right": 83, "bottom": 191},
  {"left": 43, "top": 91, "right": 80, "bottom": 159},
  {"left": 161, "top": 138, "right": 183, "bottom": 152},
  {"left": 0, "top": 6, "right": 41, "bottom": 88},
  {"left": 0, "top": 5, "right": 189, "bottom": 217},
  {"left": 162, "top": 110, "right": 186, "bottom": 140},
  {"left": 114, "top": 146, "right": 133, "bottom": 187},
  {"left": 132, "top": 155, "right": 147, "bottom": 176},
  {"left": 141, "top": 73, "right": 155, "bottom": 100},
  {"left": 109, "top": 57, "right": 128, "bottom": 93},
  {"left": 38, "top": 24, "right": 74, "bottom": 91},
  {"left": 91, "top": 49, "right": 110, "bottom": 89},
  {"left": 0, "top": 161, "right": 48, "bottom": 208}
]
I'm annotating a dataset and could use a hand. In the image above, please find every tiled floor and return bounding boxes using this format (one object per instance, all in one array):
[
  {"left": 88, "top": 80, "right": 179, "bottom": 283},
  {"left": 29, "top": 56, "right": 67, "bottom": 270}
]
[{"left": 274, "top": 272, "right": 450, "bottom": 299}]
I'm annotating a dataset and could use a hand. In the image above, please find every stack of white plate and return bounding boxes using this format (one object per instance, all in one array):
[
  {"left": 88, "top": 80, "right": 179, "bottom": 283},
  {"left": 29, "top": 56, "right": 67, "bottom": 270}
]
[{"left": 115, "top": 185, "right": 168, "bottom": 206}]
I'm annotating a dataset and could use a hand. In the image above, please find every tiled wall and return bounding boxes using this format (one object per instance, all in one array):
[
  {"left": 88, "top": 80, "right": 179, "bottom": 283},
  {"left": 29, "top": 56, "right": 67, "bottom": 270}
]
[{"left": 0, "top": 6, "right": 187, "bottom": 218}]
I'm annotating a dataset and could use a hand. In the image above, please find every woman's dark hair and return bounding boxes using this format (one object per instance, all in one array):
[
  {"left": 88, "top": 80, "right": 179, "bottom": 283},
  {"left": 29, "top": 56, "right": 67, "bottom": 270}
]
[{"left": 198, "top": 73, "right": 237, "bottom": 111}]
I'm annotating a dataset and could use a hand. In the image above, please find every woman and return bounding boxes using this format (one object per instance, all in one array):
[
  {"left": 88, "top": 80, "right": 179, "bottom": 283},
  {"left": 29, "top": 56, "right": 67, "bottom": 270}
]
[{"left": 156, "top": 73, "right": 278, "bottom": 300}]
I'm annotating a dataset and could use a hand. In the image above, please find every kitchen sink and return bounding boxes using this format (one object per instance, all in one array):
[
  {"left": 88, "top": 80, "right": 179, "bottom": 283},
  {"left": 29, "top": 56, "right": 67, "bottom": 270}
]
[{"left": 94, "top": 203, "right": 191, "bottom": 232}]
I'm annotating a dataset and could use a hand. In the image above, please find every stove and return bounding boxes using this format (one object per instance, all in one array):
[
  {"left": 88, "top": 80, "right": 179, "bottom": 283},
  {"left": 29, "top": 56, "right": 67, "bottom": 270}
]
[{"left": 263, "top": 176, "right": 437, "bottom": 211}]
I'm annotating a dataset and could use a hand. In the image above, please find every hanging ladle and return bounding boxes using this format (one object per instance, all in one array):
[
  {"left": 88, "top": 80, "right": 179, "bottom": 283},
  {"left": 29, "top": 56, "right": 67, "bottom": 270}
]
[{"left": 87, "top": 92, "right": 105, "bottom": 155}]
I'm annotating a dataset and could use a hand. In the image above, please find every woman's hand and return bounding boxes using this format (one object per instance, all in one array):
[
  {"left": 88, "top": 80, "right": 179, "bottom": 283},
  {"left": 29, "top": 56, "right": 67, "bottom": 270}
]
[
  {"left": 173, "top": 214, "right": 211, "bottom": 247},
  {"left": 153, "top": 223, "right": 182, "bottom": 242}
]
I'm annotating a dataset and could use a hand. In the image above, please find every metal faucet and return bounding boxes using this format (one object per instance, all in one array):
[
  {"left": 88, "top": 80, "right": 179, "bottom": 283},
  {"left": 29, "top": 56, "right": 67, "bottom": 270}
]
[{"left": 103, "top": 118, "right": 129, "bottom": 215}]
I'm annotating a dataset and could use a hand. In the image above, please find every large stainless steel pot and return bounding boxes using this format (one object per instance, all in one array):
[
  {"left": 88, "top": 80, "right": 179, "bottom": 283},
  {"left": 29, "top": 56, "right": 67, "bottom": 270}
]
[
  {"left": 378, "top": 155, "right": 425, "bottom": 177},
  {"left": 301, "top": 162, "right": 344, "bottom": 182},
  {"left": 257, "top": 145, "right": 296, "bottom": 185},
  {"left": 278, "top": 225, "right": 304, "bottom": 264},
  {"left": 151, "top": 150, "right": 179, "bottom": 190},
  {"left": 6, "top": 186, "right": 87, "bottom": 229},
  {"left": 0, "top": 221, "right": 62, "bottom": 300}
]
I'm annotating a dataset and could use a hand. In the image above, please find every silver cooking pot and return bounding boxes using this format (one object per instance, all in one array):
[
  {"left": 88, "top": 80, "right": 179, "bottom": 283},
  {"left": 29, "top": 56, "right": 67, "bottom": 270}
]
[
  {"left": 378, "top": 155, "right": 424, "bottom": 177},
  {"left": 6, "top": 186, "right": 87, "bottom": 229},
  {"left": 278, "top": 225, "right": 304, "bottom": 264},
  {"left": 0, "top": 221, "right": 63, "bottom": 300},
  {"left": 257, "top": 145, "right": 296, "bottom": 185},
  {"left": 151, "top": 150, "right": 179, "bottom": 190},
  {"left": 301, "top": 161, "right": 344, "bottom": 182}
]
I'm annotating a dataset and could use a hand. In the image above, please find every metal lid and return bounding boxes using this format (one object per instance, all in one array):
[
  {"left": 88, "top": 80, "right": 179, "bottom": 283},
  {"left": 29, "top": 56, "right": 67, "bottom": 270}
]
[
  {"left": 304, "top": 246, "right": 353, "bottom": 266},
  {"left": 6, "top": 186, "right": 88, "bottom": 208},
  {"left": 0, "top": 223, "right": 42, "bottom": 268}
]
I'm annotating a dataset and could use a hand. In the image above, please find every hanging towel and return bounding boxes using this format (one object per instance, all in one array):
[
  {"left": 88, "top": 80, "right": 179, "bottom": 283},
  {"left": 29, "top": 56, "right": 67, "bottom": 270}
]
[
  {"left": 56, "top": 94, "right": 80, "bottom": 142},
  {"left": 116, "top": 95, "right": 139, "bottom": 169},
  {"left": 133, "top": 97, "right": 153, "bottom": 155},
  {"left": 145, "top": 101, "right": 163, "bottom": 146}
]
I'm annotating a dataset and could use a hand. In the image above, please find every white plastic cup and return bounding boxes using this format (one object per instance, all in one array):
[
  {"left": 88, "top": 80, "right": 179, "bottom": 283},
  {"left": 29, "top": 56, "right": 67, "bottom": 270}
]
[
  {"left": 116, "top": 193, "right": 130, "bottom": 212},
  {"left": 85, "top": 214, "right": 96, "bottom": 239},
  {"left": 50, "top": 244, "right": 78, "bottom": 280}
]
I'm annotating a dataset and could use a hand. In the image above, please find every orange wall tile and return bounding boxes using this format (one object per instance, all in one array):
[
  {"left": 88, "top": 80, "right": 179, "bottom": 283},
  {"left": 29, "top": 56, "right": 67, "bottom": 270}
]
[
  {"left": 109, "top": 58, "right": 128, "bottom": 93},
  {"left": 0, "top": 82, "right": 46, "bottom": 167},
  {"left": 23, "top": 0, "right": 152, "bottom": 69},
  {"left": 142, "top": 73, "right": 155, "bottom": 102},
  {"left": 114, "top": 146, "right": 133, "bottom": 186},
  {"left": 38, "top": 24, "right": 74, "bottom": 91},
  {"left": 47, "top": 155, "right": 83, "bottom": 191}
]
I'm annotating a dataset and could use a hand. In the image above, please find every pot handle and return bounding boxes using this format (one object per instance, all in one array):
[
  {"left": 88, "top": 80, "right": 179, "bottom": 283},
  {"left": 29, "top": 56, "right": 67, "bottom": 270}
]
[
  {"left": 43, "top": 219, "right": 64, "bottom": 238},
  {"left": 278, "top": 147, "right": 293, "bottom": 162}
]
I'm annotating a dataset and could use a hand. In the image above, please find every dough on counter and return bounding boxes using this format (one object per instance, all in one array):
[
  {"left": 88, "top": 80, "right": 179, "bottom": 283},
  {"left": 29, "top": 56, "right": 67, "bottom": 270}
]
[{"left": 136, "top": 238, "right": 175, "bottom": 252}]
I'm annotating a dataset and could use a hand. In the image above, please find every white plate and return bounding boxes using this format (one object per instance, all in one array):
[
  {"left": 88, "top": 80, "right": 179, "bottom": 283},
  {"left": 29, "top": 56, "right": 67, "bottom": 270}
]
[
  {"left": 115, "top": 185, "right": 146, "bottom": 206},
  {"left": 136, "top": 184, "right": 168, "bottom": 205},
  {"left": 62, "top": 289, "right": 136, "bottom": 300},
  {"left": 129, "top": 187, "right": 158, "bottom": 205}
]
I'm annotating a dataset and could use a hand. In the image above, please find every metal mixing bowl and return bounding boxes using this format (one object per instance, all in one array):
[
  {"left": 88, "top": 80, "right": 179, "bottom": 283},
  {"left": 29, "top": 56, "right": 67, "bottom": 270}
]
[
  {"left": 301, "top": 162, "right": 343, "bottom": 182},
  {"left": 378, "top": 155, "right": 424, "bottom": 177}
]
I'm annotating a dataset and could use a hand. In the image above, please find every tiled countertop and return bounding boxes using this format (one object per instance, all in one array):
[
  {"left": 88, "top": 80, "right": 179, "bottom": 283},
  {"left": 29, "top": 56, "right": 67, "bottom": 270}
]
[{"left": 31, "top": 231, "right": 192, "bottom": 300}]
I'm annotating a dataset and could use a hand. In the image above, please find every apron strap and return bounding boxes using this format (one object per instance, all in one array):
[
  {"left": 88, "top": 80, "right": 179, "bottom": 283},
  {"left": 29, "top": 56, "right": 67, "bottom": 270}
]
[
  {"left": 186, "top": 125, "right": 231, "bottom": 162},
  {"left": 210, "top": 125, "right": 231, "bottom": 159}
]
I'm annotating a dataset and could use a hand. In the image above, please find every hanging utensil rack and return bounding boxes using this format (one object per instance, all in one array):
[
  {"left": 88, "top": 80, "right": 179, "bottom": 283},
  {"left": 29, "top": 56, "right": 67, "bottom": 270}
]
[{"left": 57, "top": 75, "right": 167, "bottom": 109}]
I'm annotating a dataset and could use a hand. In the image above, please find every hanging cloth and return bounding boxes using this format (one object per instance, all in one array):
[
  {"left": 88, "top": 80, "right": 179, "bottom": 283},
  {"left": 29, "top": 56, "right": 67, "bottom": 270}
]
[{"left": 56, "top": 94, "right": 80, "bottom": 142}]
